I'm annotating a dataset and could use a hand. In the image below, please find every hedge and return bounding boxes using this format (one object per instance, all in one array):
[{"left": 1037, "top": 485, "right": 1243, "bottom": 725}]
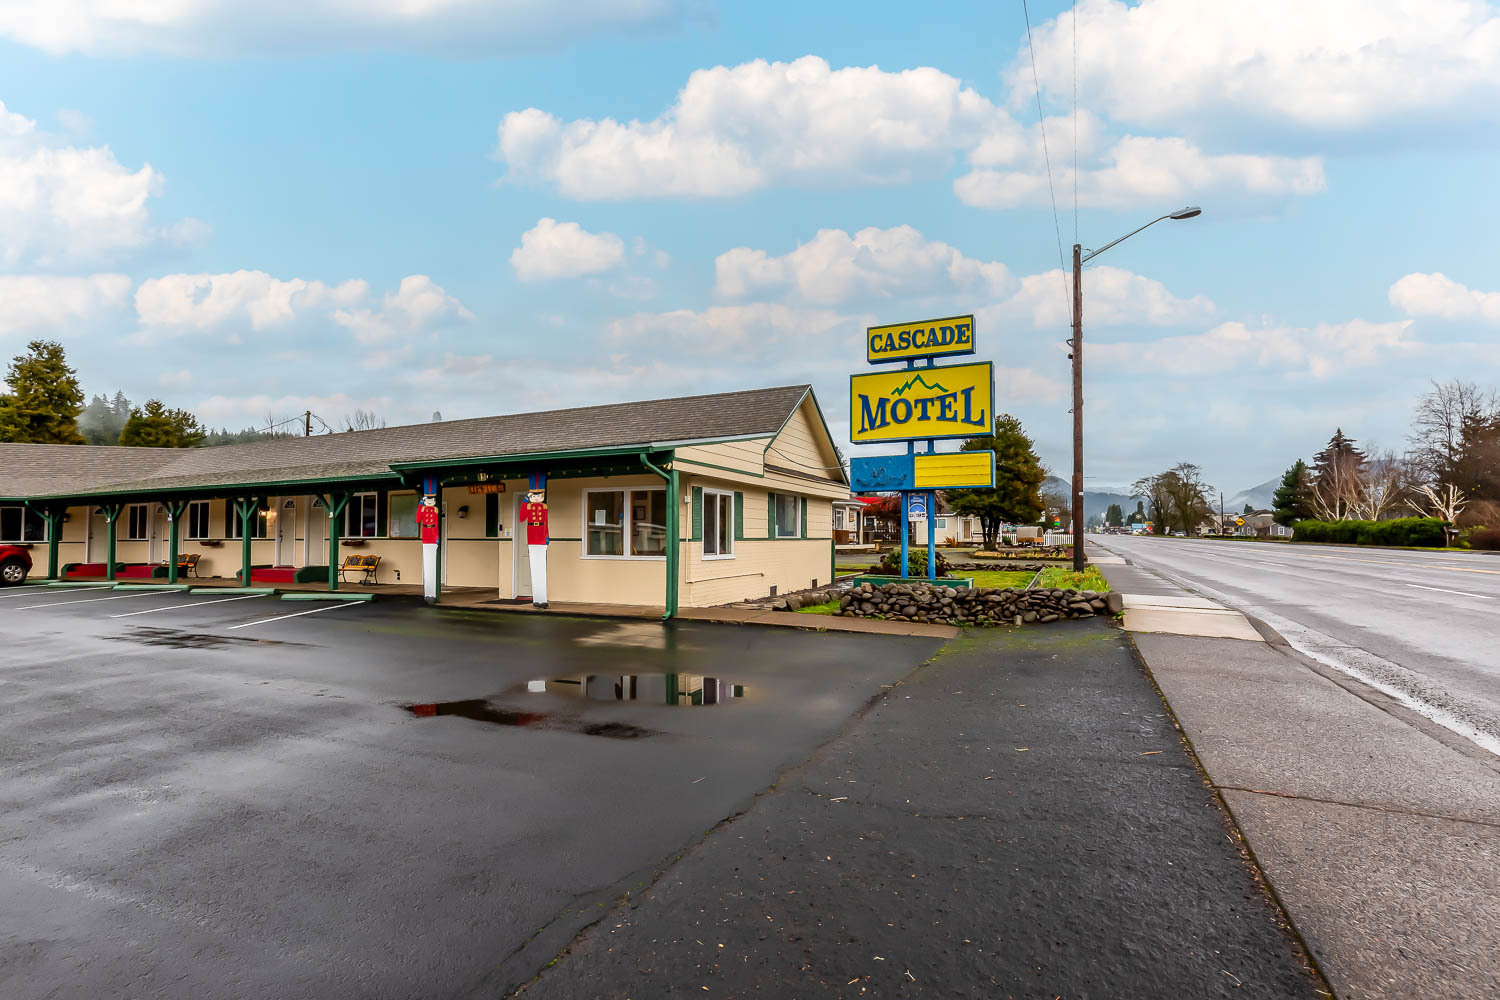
[{"left": 1292, "top": 517, "right": 1448, "bottom": 547}]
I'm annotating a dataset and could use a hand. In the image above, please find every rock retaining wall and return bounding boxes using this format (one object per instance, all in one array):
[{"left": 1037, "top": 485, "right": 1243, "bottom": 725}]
[{"left": 839, "top": 580, "right": 1123, "bottom": 627}]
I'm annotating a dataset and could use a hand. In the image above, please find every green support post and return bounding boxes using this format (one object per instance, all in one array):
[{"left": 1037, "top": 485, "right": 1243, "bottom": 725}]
[
  {"left": 46, "top": 508, "right": 63, "bottom": 580},
  {"left": 103, "top": 504, "right": 122, "bottom": 580},
  {"left": 165, "top": 499, "right": 188, "bottom": 584},
  {"left": 640, "top": 453, "right": 679, "bottom": 620},
  {"left": 233, "top": 498, "right": 259, "bottom": 585},
  {"left": 320, "top": 493, "right": 350, "bottom": 592}
]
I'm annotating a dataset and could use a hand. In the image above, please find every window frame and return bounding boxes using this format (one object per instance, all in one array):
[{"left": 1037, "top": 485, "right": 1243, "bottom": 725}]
[
  {"left": 581, "top": 486, "right": 667, "bottom": 560},
  {"left": 702, "top": 488, "right": 735, "bottom": 560},
  {"left": 0, "top": 505, "right": 46, "bottom": 543},
  {"left": 774, "top": 493, "right": 800, "bottom": 538},
  {"left": 185, "top": 500, "right": 211, "bottom": 540},
  {"left": 226, "top": 500, "right": 269, "bottom": 539},
  {"left": 344, "top": 492, "right": 378, "bottom": 539},
  {"left": 387, "top": 491, "right": 419, "bottom": 539},
  {"left": 125, "top": 504, "right": 150, "bottom": 541}
]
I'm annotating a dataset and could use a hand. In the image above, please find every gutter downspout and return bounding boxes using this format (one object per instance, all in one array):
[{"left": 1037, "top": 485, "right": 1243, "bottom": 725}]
[{"left": 640, "top": 451, "right": 678, "bottom": 621}]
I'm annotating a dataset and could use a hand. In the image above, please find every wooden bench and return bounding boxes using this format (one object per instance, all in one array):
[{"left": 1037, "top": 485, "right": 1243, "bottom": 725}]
[
  {"left": 338, "top": 554, "right": 380, "bottom": 584},
  {"left": 171, "top": 552, "right": 201, "bottom": 577}
]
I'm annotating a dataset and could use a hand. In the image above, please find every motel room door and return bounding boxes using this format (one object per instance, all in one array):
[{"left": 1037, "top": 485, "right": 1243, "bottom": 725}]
[
  {"left": 513, "top": 494, "right": 532, "bottom": 598},
  {"left": 86, "top": 507, "right": 108, "bottom": 562},
  {"left": 149, "top": 504, "right": 169, "bottom": 562},
  {"left": 277, "top": 498, "right": 298, "bottom": 565},
  {"left": 306, "top": 498, "right": 326, "bottom": 566}
]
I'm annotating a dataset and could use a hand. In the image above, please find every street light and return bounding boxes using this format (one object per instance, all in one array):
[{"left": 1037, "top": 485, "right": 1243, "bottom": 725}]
[{"left": 1069, "top": 206, "right": 1201, "bottom": 571}]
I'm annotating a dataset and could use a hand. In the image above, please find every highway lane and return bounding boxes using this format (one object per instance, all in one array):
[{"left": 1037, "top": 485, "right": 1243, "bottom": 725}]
[{"left": 1095, "top": 535, "right": 1500, "bottom": 755}]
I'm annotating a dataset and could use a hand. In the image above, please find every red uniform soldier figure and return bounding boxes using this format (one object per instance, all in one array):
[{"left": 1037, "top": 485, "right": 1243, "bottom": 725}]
[
  {"left": 521, "top": 487, "right": 549, "bottom": 607},
  {"left": 417, "top": 494, "right": 440, "bottom": 545}
]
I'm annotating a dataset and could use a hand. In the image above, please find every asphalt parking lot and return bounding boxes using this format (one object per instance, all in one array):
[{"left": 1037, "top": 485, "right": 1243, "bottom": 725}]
[{"left": 0, "top": 586, "right": 943, "bottom": 999}]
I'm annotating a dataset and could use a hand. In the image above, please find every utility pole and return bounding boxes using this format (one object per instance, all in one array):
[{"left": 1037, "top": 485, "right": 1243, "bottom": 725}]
[
  {"left": 1071, "top": 243, "right": 1085, "bottom": 572},
  {"left": 304, "top": 410, "right": 312, "bottom": 437},
  {"left": 1219, "top": 491, "right": 1225, "bottom": 536}
]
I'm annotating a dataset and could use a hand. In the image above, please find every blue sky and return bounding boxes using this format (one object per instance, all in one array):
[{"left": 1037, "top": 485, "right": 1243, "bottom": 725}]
[{"left": 2, "top": 0, "right": 1498, "bottom": 496}]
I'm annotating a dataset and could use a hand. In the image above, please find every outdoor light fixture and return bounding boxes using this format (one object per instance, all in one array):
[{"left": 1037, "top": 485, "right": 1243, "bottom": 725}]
[{"left": 456, "top": 505, "right": 469, "bottom": 518}]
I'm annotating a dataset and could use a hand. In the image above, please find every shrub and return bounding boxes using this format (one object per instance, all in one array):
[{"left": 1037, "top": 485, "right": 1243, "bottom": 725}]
[
  {"left": 877, "top": 547, "right": 950, "bottom": 577},
  {"left": 1293, "top": 517, "right": 1448, "bottom": 547},
  {"left": 1467, "top": 527, "right": 1500, "bottom": 551}
]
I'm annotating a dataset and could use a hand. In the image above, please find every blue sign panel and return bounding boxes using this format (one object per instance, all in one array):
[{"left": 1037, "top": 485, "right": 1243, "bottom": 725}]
[{"left": 850, "top": 455, "right": 914, "bottom": 493}]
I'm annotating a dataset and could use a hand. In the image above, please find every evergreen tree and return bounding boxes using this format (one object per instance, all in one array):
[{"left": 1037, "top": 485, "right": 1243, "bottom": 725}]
[
  {"left": 1104, "top": 502, "right": 1124, "bottom": 527},
  {"left": 0, "top": 340, "right": 86, "bottom": 444},
  {"left": 1243, "top": 503, "right": 1254, "bottom": 514},
  {"left": 79, "top": 391, "right": 135, "bottom": 445},
  {"left": 118, "top": 399, "right": 207, "bottom": 448},
  {"left": 1310, "top": 429, "right": 1367, "bottom": 520},
  {"left": 946, "top": 413, "right": 1046, "bottom": 548},
  {"left": 1272, "top": 460, "right": 1313, "bottom": 525},
  {"left": 1127, "top": 500, "right": 1145, "bottom": 524}
]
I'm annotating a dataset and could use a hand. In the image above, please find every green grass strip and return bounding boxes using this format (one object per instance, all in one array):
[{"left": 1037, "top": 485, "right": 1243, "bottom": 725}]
[
  {"left": 46, "top": 581, "right": 115, "bottom": 588},
  {"left": 280, "top": 592, "right": 375, "bottom": 602},
  {"left": 189, "top": 587, "right": 276, "bottom": 595}
]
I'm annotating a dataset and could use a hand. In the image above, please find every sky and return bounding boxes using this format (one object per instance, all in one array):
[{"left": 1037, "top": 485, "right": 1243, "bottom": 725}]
[{"left": 1, "top": 0, "right": 1498, "bottom": 495}]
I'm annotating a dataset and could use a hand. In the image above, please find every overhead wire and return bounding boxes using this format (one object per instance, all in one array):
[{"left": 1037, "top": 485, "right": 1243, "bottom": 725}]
[{"left": 1020, "top": 0, "right": 1071, "bottom": 317}]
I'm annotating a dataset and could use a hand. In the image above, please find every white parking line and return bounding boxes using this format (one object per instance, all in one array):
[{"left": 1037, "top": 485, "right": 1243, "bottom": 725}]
[
  {"left": 110, "top": 594, "right": 268, "bottom": 618},
  {"left": 12, "top": 592, "right": 160, "bottom": 610},
  {"left": 0, "top": 588, "right": 94, "bottom": 600},
  {"left": 1406, "top": 583, "right": 1493, "bottom": 600},
  {"left": 226, "top": 602, "right": 356, "bottom": 630}
]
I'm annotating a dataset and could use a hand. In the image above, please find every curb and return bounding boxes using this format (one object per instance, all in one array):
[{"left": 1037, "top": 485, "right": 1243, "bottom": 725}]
[
  {"left": 189, "top": 587, "right": 277, "bottom": 595},
  {"left": 280, "top": 592, "right": 375, "bottom": 602},
  {"left": 111, "top": 583, "right": 192, "bottom": 591}
]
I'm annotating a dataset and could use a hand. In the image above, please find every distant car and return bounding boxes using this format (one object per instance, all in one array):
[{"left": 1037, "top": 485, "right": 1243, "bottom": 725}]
[
  {"left": 1172, "top": 530, "right": 1187, "bottom": 537},
  {"left": 0, "top": 544, "right": 32, "bottom": 586}
]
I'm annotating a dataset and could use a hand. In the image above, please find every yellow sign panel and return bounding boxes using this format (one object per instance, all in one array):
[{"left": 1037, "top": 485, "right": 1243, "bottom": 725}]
[
  {"left": 849, "top": 361, "right": 993, "bottom": 444},
  {"left": 913, "top": 451, "right": 995, "bottom": 489},
  {"left": 866, "top": 314, "right": 976, "bottom": 364}
]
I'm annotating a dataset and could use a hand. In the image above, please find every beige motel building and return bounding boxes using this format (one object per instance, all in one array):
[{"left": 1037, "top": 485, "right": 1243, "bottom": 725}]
[{"left": 0, "top": 385, "right": 850, "bottom": 616}]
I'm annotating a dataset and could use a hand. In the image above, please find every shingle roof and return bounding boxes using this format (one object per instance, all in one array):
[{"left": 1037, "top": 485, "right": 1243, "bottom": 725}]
[{"left": 1, "top": 384, "right": 812, "bottom": 500}]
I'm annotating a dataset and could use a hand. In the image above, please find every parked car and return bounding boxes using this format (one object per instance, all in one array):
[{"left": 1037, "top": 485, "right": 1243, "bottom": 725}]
[{"left": 0, "top": 544, "right": 33, "bottom": 586}]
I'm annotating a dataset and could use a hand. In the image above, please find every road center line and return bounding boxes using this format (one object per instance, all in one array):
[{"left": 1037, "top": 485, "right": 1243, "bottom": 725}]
[
  {"left": 226, "top": 602, "right": 355, "bottom": 630},
  {"left": 1406, "top": 584, "right": 1493, "bottom": 600},
  {"left": 111, "top": 594, "right": 268, "bottom": 618},
  {"left": 12, "top": 592, "right": 159, "bottom": 610}
]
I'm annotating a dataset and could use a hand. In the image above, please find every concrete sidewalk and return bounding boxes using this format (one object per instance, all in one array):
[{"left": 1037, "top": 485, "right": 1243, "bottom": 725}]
[
  {"left": 1093, "top": 550, "right": 1500, "bottom": 999},
  {"left": 514, "top": 621, "right": 1323, "bottom": 999}
]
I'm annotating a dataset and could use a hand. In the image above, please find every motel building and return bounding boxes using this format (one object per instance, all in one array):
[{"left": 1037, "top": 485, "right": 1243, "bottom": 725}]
[{"left": 0, "top": 385, "right": 849, "bottom": 617}]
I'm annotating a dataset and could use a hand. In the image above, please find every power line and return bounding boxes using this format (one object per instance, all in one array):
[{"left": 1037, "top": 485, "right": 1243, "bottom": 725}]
[{"left": 1020, "top": 0, "right": 1070, "bottom": 314}]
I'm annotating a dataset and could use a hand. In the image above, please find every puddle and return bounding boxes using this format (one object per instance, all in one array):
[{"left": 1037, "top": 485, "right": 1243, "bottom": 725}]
[
  {"left": 403, "top": 699, "right": 656, "bottom": 740},
  {"left": 103, "top": 627, "right": 294, "bottom": 649},
  {"left": 527, "top": 673, "right": 746, "bottom": 706}
]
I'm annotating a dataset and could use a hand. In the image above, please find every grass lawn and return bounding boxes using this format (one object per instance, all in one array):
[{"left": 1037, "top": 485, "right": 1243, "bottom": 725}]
[
  {"left": 1035, "top": 566, "right": 1111, "bottom": 591},
  {"left": 966, "top": 569, "right": 1037, "bottom": 589},
  {"left": 795, "top": 600, "right": 841, "bottom": 615}
]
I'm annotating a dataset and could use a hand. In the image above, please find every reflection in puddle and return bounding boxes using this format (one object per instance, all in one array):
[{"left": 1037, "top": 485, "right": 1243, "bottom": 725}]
[
  {"left": 528, "top": 674, "right": 746, "bottom": 706},
  {"left": 402, "top": 700, "right": 655, "bottom": 740},
  {"left": 104, "top": 627, "right": 293, "bottom": 649}
]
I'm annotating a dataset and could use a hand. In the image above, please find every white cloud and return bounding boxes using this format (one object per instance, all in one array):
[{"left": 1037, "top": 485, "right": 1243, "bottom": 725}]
[
  {"left": 0, "top": 273, "right": 131, "bottom": 336},
  {"left": 991, "top": 265, "right": 1216, "bottom": 329},
  {"left": 496, "top": 55, "right": 1325, "bottom": 211},
  {"left": 194, "top": 391, "right": 392, "bottom": 427},
  {"left": 1017, "top": 0, "right": 1500, "bottom": 133},
  {"left": 715, "top": 225, "right": 1012, "bottom": 305},
  {"left": 133, "top": 270, "right": 467, "bottom": 350},
  {"left": 496, "top": 56, "right": 1010, "bottom": 199},
  {"left": 0, "top": 0, "right": 690, "bottom": 57},
  {"left": 1388, "top": 272, "right": 1500, "bottom": 323},
  {"left": 333, "top": 274, "right": 473, "bottom": 345},
  {"left": 1091, "top": 318, "right": 1417, "bottom": 377},
  {"left": 607, "top": 303, "right": 851, "bottom": 357},
  {"left": 510, "top": 218, "right": 626, "bottom": 281},
  {"left": 158, "top": 369, "right": 191, "bottom": 388},
  {"left": 0, "top": 100, "right": 194, "bottom": 266}
]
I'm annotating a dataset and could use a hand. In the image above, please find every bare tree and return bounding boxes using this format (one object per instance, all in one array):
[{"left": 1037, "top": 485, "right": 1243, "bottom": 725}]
[
  {"left": 1408, "top": 380, "right": 1497, "bottom": 484},
  {"left": 342, "top": 409, "right": 387, "bottom": 432},
  {"left": 1308, "top": 429, "right": 1366, "bottom": 520},
  {"left": 1349, "top": 447, "right": 1410, "bottom": 521},
  {"left": 1162, "top": 462, "right": 1214, "bottom": 535},
  {"left": 1130, "top": 472, "right": 1173, "bottom": 535},
  {"left": 1407, "top": 481, "right": 1467, "bottom": 526}
]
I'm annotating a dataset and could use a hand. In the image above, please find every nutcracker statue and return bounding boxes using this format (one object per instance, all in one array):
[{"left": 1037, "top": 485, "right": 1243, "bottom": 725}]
[
  {"left": 521, "top": 471, "right": 549, "bottom": 608},
  {"left": 418, "top": 475, "right": 441, "bottom": 603}
]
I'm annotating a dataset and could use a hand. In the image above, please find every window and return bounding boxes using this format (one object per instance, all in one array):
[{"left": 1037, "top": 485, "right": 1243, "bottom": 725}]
[
  {"left": 703, "top": 489, "right": 733, "bottom": 558},
  {"left": 935, "top": 517, "right": 947, "bottom": 529},
  {"left": 833, "top": 508, "right": 845, "bottom": 529},
  {"left": 388, "top": 492, "right": 419, "bottom": 538},
  {"left": 126, "top": 504, "right": 149, "bottom": 541},
  {"left": 774, "top": 493, "right": 800, "bottom": 538},
  {"left": 185, "top": 501, "right": 211, "bottom": 540},
  {"left": 344, "top": 493, "right": 378, "bottom": 538},
  {"left": 584, "top": 487, "right": 666, "bottom": 558},
  {"left": 227, "top": 501, "right": 268, "bottom": 539},
  {"left": 0, "top": 506, "right": 46, "bottom": 542}
]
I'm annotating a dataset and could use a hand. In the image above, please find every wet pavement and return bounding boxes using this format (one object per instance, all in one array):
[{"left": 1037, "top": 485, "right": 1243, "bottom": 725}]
[
  {"left": 519, "top": 620, "right": 1326, "bottom": 999},
  {"left": 0, "top": 592, "right": 941, "bottom": 999}
]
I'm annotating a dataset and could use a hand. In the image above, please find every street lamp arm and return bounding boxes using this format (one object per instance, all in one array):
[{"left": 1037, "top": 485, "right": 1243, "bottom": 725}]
[{"left": 1080, "top": 214, "right": 1172, "bottom": 263}]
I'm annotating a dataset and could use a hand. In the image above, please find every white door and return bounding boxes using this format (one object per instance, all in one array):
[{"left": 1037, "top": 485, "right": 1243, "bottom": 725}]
[
  {"left": 150, "top": 505, "right": 169, "bottom": 562},
  {"left": 307, "top": 499, "right": 327, "bottom": 566},
  {"left": 277, "top": 498, "right": 298, "bottom": 565},
  {"left": 513, "top": 495, "right": 532, "bottom": 597},
  {"left": 87, "top": 508, "right": 107, "bottom": 562}
]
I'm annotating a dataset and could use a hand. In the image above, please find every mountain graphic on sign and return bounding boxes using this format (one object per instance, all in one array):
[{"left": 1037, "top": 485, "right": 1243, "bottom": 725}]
[{"left": 890, "top": 373, "right": 950, "bottom": 397}]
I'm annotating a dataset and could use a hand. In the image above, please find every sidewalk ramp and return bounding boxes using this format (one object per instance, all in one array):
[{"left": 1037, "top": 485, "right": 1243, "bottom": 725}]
[{"left": 1120, "top": 593, "right": 1264, "bottom": 641}]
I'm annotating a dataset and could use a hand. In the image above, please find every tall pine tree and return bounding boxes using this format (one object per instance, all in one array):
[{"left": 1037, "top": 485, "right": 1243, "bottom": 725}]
[
  {"left": 0, "top": 340, "right": 86, "bottom": 444},
  {"left": 1272, "top": 459, "right": 1313, "bottom": 526},
  {"left": 1309, "top": 429, "right": 1366, "bottom": 520},
  {"left": 118, "top": 399, "right": 207, "bottom": 448}
]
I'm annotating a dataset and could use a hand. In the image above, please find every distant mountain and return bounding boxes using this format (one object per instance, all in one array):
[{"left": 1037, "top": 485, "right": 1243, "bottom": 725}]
[
  {"left": 1226, "top": 476, "right": 1280, "bottom": 513},
  {"left": 1042, "top": 476, "right": 1137, "bottom": 524}
]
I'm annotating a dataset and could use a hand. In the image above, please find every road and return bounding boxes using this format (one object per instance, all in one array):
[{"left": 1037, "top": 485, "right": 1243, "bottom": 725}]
[{"left": 1095, "top": 535, "right": 1500, "bottom": 756}]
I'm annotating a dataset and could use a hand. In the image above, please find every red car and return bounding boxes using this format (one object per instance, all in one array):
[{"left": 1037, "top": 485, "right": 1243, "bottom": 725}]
[{"left": 0, "top": 545, "right": 32, "bottom": 586}]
